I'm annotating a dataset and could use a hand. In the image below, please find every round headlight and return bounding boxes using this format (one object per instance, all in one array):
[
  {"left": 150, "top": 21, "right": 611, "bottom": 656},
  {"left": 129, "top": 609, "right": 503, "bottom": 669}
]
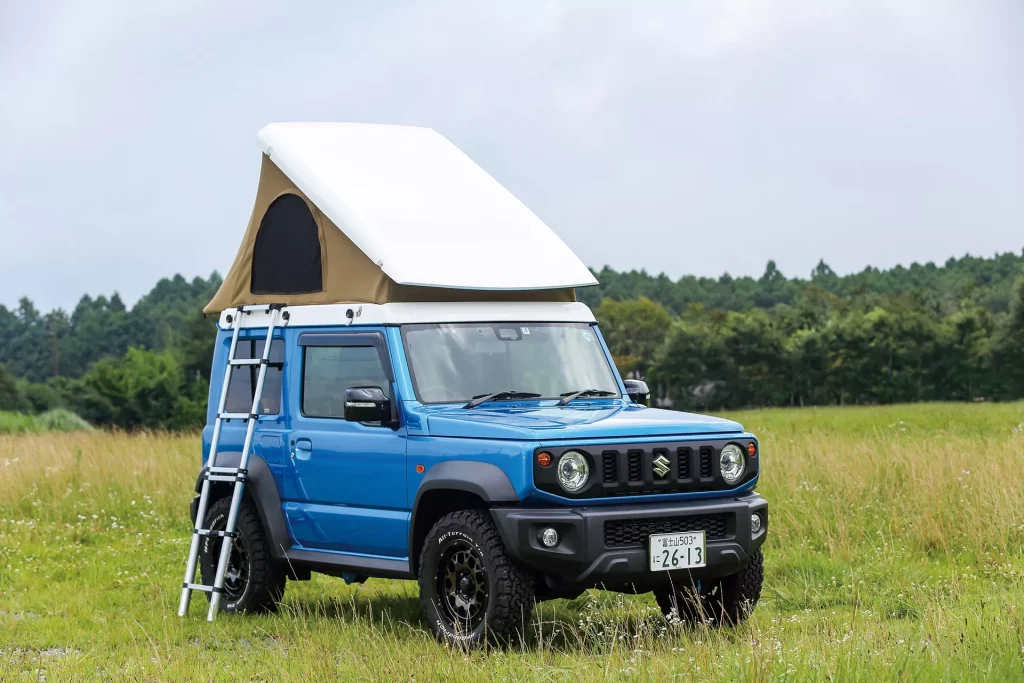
[
  {"left": 556, "top": 450, "right": 590, "bottom": 493},
  {"left": 719, "top": 444, "right": 746, "bottom": 485}
]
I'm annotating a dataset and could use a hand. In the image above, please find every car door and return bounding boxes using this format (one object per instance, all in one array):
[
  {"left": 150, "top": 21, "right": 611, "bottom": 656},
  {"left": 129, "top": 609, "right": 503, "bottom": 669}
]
[{"left": 283, "top": 330, "right": 409, "bottom": 559}]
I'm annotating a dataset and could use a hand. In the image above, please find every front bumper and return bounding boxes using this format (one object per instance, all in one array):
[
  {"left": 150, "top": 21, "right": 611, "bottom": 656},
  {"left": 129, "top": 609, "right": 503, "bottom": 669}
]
[{"left": 490, "top": 493, "right": 767, "bottom": 593}]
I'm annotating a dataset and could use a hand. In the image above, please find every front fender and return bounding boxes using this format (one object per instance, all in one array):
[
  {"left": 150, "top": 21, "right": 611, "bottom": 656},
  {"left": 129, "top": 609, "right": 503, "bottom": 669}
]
[
  {"left": 408, "top": 460, "right": 520, "bottom": 575},
  {"left": 411, "top": 460, "right": 519, "bottom": 510}
]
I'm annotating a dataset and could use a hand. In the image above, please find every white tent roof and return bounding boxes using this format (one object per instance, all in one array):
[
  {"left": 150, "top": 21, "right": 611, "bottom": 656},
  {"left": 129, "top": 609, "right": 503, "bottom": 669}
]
[{"left": 258, "top": 122, "right": 598, "bottom": 291}]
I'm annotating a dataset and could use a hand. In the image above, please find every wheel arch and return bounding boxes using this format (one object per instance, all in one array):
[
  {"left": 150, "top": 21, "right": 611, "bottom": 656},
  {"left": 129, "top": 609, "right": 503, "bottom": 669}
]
[
  {"left": 409, "top": 461, "right": 519, "bottom": 577},
  {"left": 192, "top": 453, "right": 292, "bottom": 561}
]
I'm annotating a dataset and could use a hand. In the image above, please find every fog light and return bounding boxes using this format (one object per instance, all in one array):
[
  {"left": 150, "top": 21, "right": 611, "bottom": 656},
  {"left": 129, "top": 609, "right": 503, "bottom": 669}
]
[
  {"left": 751, "top": 513, "right": 762, "bottom": 534},
  {"left": 540, "top": 527, "right": 559, "bottom": 548}
]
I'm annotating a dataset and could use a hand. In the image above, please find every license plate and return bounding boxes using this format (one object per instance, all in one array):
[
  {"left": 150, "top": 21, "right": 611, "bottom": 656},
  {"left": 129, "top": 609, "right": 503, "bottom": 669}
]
[{"left": 649, "top": 531, "right": 706, "bottom": 571}]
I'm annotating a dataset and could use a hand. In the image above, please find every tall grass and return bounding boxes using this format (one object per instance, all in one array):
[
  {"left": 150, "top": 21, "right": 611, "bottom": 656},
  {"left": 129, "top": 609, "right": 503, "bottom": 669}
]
[{"left": 1, "top": 403, "right": 1023, "bottom": 681}]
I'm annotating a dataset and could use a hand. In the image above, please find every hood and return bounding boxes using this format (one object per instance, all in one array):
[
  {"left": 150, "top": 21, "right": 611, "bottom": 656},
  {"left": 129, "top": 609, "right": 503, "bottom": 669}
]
[{"left": 421, "top": 402, "right": 744, "bottom": 441}]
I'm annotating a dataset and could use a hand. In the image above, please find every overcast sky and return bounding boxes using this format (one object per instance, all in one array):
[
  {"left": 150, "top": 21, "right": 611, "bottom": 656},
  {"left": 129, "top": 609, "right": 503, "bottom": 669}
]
[{"left": 1, "top": 1, "right": 1021, "bottom": 312}]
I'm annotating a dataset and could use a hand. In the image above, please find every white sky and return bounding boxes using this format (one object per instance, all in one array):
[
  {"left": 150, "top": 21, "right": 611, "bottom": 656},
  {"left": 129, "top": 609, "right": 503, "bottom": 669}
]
[{"left": 1, "top": 1, "right": 1021, "bottom": 311}]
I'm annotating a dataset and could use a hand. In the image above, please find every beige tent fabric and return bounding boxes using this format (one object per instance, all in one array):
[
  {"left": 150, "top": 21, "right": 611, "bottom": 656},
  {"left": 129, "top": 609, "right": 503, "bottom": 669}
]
[{"left": 205, "top": 155, "right": 576, "bottom": 313}]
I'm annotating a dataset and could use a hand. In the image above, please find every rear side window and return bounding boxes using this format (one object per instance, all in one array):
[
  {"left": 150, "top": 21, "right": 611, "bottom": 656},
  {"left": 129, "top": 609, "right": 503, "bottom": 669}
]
[
  {"left": 302, "top": 346, "right": 390, "bottom": 418},
  {"left": 224, "top": 339, "right": 285, "bottom": 415}
]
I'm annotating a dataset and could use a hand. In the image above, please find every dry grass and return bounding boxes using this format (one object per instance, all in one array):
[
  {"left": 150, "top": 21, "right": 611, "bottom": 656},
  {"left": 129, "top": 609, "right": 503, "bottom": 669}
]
[{"left": 1, "top": 403, "right": 1024, "bottom": 681}]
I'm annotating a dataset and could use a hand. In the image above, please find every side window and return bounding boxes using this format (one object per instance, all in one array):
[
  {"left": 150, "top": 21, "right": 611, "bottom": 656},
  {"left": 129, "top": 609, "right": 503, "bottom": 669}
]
[
  {"left": 302, "top": 346, "right": 390, "bottom": 418},
  {"left": 224, "top": 339, "right": 285, "bottom": 415}
]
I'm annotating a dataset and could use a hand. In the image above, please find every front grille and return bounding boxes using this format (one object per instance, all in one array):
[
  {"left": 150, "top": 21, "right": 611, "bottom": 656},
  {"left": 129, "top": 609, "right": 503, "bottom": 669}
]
[
  {"left": 604, "top": 514, "right": 730, "bottom": 548},
  {"left": 699, "top": 446, "right": 713, "bottom": 478},
  {"left": 627, "top": 450, "right": 643, "bottom": 482},
  {"left": 602, "top": 451, "right": 618, "bottom": 483},
  {"left": 677, "top": 447, "right": 692, "bottom": 480},
  {"left": 533, "top": 439, "right": 757, "bottom": 499}
]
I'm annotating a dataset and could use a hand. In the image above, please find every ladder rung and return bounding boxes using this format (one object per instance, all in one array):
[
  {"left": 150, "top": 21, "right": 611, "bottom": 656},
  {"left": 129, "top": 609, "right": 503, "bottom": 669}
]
[
  {"left": 229, "top": 358, "right": 265, "bottom": 366},
  {"left": 207, "top": 466, "right": 247, "bottom": 475},
  {"left": 193, "top": 528, "right": 237, "bottom": 538},
  {"left": 205, "top": 473, "right": 247, "bottom": 483},
  {"left": 218, "top": 412, "right": 256, "bottom": 421},
  {"left": 183, "top": 582, "right": 223, "bottom": 594}
]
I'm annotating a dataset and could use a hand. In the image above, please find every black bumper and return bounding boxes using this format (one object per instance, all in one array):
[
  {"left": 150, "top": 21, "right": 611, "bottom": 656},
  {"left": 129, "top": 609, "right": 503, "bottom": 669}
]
[{"left": 490, "top": 493, "right": 767, "bottom": 593}]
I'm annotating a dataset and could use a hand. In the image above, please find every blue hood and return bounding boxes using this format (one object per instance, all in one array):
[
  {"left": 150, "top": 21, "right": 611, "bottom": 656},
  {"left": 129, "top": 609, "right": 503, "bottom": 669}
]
[{"left": 422, "top": 402, "right": 744, "bottom": 441}]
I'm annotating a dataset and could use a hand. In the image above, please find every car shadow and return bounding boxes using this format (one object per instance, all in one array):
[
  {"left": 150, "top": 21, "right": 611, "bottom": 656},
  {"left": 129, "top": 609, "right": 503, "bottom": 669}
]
[{"left": 280, "top": 590, "right": 683, "bottom": 653}]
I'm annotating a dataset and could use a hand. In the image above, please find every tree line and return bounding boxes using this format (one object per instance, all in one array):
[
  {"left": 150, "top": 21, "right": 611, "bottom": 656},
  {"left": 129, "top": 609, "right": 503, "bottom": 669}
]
[
  {"left": 0, "top": 274, "right": 219, "bottom": 429},
  {"left": 1, "top": 251, "right": 1022, "bottom": 428}
]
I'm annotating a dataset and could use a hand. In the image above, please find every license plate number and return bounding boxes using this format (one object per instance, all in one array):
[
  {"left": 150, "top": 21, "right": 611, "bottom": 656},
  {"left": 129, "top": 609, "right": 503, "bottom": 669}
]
[{"left": 649, "top": 531, "right": 706, "bottom": 571}]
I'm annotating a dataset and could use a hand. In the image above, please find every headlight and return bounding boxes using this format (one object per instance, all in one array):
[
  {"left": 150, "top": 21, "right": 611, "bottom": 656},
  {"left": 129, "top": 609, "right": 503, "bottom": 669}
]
[
  {"left": 719, "top": 444, "right": 746, "bottom": 485},
  {"left": 556, "top": 450, "right": 590, "bottom": 493}
]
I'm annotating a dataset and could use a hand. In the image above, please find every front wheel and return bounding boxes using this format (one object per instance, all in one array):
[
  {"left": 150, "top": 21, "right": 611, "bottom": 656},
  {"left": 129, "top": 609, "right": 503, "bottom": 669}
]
[
  {"left": 653, "top": 549, "right": 764, "bottom": 626},
  {"left": 418, "top": 510, "right": 535, "bottom": 647}
]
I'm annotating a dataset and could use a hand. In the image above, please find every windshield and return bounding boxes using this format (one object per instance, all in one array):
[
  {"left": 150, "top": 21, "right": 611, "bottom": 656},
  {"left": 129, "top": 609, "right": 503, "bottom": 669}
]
[{"left": 401, "top": 323, "right": 621, "bottom": 404}]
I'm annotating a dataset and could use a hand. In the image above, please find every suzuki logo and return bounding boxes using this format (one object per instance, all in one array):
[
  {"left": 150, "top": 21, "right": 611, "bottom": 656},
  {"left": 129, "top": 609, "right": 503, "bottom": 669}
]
[{"left": 653, "top": 454, "right": 670, "bottom": 478}]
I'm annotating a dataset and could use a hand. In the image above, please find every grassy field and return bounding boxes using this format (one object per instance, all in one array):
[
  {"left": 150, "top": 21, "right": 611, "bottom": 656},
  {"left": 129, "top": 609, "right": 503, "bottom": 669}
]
[
  {"left": 2, "top": 403, "right": 1024, "bottom": 681},
  {"left": 0, "top": 410, "right": 92, "bottom": 435}
]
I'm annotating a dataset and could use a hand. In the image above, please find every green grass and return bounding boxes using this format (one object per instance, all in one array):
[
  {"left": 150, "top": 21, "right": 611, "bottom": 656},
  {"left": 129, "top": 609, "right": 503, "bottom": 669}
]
[
  {"left": 0, "top": 409, "right": 91, "bottom": 434},
  {"left": 2, "top": 403, "right": 1024, "bottom": 681}
]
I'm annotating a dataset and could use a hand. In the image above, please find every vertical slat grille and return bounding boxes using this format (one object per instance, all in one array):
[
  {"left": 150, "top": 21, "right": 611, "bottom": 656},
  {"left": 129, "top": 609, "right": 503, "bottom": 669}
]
[
  {"left": 534, "top": 439, "right": 755, "bottom": 498},
  {"left": 602, "top": 450, "right": 618, "bottom": 483},
  {"left": 699, "top": 446, "right": 713, "bottom": 478},
  {"left": 677, "top": 447, "right": 692, "bottom": 480},
  {"left": 627, "top": 450, "right": 643, "bottom": 482}
]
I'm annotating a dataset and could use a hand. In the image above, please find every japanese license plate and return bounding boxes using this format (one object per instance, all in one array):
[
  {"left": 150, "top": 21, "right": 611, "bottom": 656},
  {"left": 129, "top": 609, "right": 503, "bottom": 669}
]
[{"left": 649, "top": 531, "right": 706, "bottom": 571}]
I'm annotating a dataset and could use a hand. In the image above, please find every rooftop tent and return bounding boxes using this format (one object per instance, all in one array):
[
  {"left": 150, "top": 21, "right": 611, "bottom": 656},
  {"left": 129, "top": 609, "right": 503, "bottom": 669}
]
[{"left": 205, "top": 123, "right": 598, "bottom": 313}]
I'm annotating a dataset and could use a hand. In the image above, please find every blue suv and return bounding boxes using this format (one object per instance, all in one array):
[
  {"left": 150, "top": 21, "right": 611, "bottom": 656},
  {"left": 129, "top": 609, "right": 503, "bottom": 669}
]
[{"left": 190, "top": 302, "right": 767, "bottom": 646}]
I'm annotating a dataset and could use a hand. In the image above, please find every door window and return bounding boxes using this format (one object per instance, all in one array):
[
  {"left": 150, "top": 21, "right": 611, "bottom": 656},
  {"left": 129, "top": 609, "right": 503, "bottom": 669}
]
[
  {"left": 302, "top": 346, "right": 390, "bottom": 418},
  {"left": 224, "top": 339, "right": 284, "bottom": 415}
]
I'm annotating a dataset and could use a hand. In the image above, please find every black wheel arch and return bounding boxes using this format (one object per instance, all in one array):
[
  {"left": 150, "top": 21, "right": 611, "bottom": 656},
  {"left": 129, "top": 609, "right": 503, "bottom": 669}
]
[{"left": 409, "top": 461, "right": 519, "bottom": 577}]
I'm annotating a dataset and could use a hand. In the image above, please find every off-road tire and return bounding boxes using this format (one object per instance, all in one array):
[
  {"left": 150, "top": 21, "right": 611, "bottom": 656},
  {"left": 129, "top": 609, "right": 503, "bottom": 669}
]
[
  {"left": 418, "top": 510, "right": 535, "bottom": 648},
  {"left": 199, "top": 496, "right": 287, "bottom": 613},
  {"left": 654, "top": 549, "right": 764, "bottom": 626}
]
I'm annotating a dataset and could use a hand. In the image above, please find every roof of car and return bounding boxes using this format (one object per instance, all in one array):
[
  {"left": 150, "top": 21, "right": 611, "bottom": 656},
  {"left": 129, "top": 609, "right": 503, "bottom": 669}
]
[
  {"left": 256, "top": 122, "right": 598, "bottom": 292},
  {"left": 217, "top": 301, "right": 598, "bottom": 329}
]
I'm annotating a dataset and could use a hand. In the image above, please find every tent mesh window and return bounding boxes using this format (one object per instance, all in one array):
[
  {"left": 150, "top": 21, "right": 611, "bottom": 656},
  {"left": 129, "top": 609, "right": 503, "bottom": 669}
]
[{"left": 250, "top": 193, "right": 323, "bottom": 295}]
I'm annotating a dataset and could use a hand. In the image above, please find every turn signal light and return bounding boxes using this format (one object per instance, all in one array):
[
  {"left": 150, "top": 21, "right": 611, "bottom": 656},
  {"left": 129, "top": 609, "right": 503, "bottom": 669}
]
[
  {"left": 747, "top": 442, "right": 757, "bottom": 458},
  {"left": 537, "top": 452, "right": 552, "bottom": 467}
]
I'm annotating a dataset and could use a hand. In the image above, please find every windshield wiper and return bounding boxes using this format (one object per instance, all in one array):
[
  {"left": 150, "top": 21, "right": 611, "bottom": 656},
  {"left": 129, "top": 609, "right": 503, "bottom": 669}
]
[
  {"left": 557, "top": 389, "right": 617, "bottom": 406},
  {"left": 463, "top": 390, "right": 542, "bottom": 409}
]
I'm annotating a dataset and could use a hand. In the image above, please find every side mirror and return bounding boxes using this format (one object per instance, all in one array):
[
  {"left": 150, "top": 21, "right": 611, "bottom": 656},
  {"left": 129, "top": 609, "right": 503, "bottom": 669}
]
[
  {"left": 344, "top": 386, "right": 392, "bottom": 424},
  {"left": 623, "top": 379, "right": 650, "bottom": 407}
]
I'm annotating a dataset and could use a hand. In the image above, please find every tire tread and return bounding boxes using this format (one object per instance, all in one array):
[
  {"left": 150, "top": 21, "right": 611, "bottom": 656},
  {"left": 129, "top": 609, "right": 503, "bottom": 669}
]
[{"left": 418, "top": 509, "right": 534, "bottom": 646}]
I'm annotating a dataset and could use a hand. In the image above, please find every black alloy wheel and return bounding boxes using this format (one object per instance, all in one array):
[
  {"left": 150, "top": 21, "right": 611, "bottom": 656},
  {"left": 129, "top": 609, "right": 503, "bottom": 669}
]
[
  {"left": 438, "top": 539, "right": 489, "bottom": 633},
  {"left": 217, "top": 531, "right": 249, "bottom": 602}
]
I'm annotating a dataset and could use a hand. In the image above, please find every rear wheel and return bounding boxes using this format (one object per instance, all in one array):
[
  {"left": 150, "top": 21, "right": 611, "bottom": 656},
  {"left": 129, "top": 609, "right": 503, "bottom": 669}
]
[
  {"left": 418, "top": 510, "right": 535, "bottom": 647},
  {"left": 653, "top": 549, "right": 764, "bottom": 626},
  {"left": 199, "top": 496, "right": 287, "bottom": 613}
]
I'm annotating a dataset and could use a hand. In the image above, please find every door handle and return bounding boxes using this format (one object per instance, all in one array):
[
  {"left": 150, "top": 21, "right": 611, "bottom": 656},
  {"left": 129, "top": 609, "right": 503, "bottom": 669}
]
[{"left": 292, "top": 438, "right": 313, "bottom": 461}]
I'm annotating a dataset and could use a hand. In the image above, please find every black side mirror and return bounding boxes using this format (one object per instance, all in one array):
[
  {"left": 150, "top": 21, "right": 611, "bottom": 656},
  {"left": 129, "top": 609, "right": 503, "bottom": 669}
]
[
  {"left": 623, "top": 379, "right": 650, "bottom": 407},
  {"left": 344, "top": 386, "right": 392, "bottom": 424}
]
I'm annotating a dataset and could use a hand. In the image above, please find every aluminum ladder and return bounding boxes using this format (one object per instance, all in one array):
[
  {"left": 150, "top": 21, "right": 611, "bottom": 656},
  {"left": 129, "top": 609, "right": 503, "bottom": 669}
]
[{"left": 177, "top": 304, "right": 285, "bottom": 621}]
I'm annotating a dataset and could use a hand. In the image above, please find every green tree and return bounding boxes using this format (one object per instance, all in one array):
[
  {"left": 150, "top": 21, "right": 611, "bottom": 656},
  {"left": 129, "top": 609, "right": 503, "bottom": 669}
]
[
  {"left": 594, "top": 297, "right": 670, "bottom": 378},
  {"left": 79, "top": 348, "right": 206, "bottom": 430},
  {"left": 993, "top": 274, "right": 1024, "bottom": 398},
  {"left": 0, "top": 364, "right": 29, "bottom": 412}
]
